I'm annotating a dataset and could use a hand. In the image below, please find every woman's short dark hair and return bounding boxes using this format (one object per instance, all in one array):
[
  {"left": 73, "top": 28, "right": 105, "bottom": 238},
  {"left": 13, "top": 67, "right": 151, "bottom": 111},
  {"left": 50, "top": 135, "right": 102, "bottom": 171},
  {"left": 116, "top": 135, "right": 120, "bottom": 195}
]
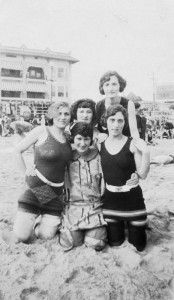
[
  {"left": 102, "top": 104, "right": 128, "bottom": 128},
  {"left": 70, "top": 98, "right": 96, "bottom": 125},
  {"left": 99, "top": 71, "right": 126, "bottom": 94},
  {"left": 70, "top": 122, "right": 93, "bottom": 145},
  {"left": 134, "top": 102, "right": 141, "bottom": 109},
  {"left": 47, "top": 118, "right": 54, "bottom": 126}
]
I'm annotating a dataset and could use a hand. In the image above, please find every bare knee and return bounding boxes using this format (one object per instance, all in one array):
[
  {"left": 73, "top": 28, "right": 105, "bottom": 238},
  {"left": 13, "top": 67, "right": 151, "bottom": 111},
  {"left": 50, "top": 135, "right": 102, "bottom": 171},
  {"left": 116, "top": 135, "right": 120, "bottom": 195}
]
[
  {"left": 34, "top": 214, "right": 61, "bottom": 240},
  {"left": 13, "top": 211, "right": 37, "bottom": 242},
  {"left": 84, "top": 226, "right": 107, "bottom": 251},
  {"left": 85, "top": 237, "right": 106, "bottom": 251},
  {"left": 35, "top": 224, "right": 58, "bottom": 240}
]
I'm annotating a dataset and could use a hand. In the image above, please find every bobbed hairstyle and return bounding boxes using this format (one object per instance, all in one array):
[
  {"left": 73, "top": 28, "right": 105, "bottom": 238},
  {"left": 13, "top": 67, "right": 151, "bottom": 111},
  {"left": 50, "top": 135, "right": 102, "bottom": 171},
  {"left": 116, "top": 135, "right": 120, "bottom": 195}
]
[
  {"left": 102, "top": 104, "right": 128, "bottom": 128},
  {"left": 70, "top": 98, "right": 96, "bottom": 125},
  {"left": 70, "top": 122, "right": 93, "bottom": 145},
  {"left": 99, "top": 70, "right": 126, "bottom": 95},
  {"left": 47, "top": 101, "right": 70, "bottom": 126}
]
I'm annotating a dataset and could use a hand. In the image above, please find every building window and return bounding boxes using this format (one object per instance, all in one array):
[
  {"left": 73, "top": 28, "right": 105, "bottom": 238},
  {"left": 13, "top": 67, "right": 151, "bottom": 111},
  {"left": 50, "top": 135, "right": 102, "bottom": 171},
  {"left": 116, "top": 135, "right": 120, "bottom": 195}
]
[
  {"left": 27, "top": 67, "right": 44, "bottom": 79},
  {"left": 6, "top": 54, "right": 17, "bottom": 58},
  {"left": 51, "top": 86, "right": 55, "bottom": 97},
  {"left": 58, "top": 68, "right": 64, "bottom": 78},
  {"left": 1, "top": 68, "right": 22, "bottom": 78},
  {"left": 36, "top": 72, "right": 41, "bottom": 78},
  {"left": 1, "top": 90, "right": 21, "bottom": 97},
  {"left": 51, "top": 66, "right": 56, "bottom": 80},
  {"left": 65, "top": 68, "right": 68, "bottom": 80},
  {"left": 65, "top": 86, "right": 68, "bottom": 97},
  {"left": 27, "top": 92, "right": 45, "bottom": 99},
  {"left": 58, "top": 86, "right": 64, "bottom": 97},
  {"left": 31, "top": 70, "right": 35, "bottom": 76}
]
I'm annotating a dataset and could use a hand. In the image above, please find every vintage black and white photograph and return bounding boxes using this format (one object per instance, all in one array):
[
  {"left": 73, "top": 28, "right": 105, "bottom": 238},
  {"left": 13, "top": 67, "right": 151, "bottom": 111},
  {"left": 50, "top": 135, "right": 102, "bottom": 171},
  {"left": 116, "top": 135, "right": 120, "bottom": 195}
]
[{"left": 0, "top": 0, "right": 174, "bottom": 299}]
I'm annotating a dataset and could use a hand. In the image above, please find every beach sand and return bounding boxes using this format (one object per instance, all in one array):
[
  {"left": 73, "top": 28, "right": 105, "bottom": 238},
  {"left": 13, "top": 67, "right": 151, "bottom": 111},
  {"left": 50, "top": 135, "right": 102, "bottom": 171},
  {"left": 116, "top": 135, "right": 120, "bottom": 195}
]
[{"left": 0, "top": 136, "right": 174, "bottom": 300}]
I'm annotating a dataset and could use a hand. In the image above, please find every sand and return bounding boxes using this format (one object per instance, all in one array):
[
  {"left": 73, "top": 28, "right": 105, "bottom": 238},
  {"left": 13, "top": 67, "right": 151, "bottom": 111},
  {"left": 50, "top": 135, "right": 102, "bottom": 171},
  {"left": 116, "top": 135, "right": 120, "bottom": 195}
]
[{"left": 0, "top": 136, "right": 174, "bottom": 300}]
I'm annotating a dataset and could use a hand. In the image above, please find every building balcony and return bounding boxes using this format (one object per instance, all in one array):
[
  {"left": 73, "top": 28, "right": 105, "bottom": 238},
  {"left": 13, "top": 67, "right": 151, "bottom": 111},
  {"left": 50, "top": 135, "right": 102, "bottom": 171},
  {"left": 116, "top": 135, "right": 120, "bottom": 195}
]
[
  {"left": 26, "top": 77, "right": 46, "bottom": 82},
  {"left": 1, "top": 75, "right": 47, "bottom": 81},
  {"left": 1, "top": 96, "right": 50, "bottom": 103},
  {"left": 1, "top": 81, "right": 23, "bottom": 91},
  {"left": 1, "top": 96, "right": 22, "bottom": 102},
  {"left": 0, "top": 74, "right": 23, "bottom": 79},
  {"left": 26, "top": 82, "right": 49, "bottom": 93},
  {"left": 1, "top": 75, "right": 23, "bottom": 80}
]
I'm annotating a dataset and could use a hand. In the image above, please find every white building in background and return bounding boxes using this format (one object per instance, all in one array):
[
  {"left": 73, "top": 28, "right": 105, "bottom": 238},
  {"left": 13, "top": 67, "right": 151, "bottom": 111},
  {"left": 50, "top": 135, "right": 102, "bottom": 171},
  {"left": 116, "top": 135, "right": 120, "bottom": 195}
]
[
  {"left": 155, "top": 83, "right": 174, "bottom": 109},
  {"left": 156, "top": 83, "right": 174, "bottom": 102},
  {"left": 0, "top": 45, "right": 79, "bottom": 118}
]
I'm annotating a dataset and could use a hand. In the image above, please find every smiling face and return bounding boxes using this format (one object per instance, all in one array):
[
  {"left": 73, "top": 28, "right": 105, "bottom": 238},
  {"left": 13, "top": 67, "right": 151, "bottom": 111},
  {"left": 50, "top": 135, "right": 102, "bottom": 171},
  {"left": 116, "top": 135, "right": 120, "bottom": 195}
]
[
  {"left": 76, "top": 107, "right": 93, "bottom": 124},
  {"left": 53, "top": 106, "right": 71, "bottom": 129},
  {"left": 102, "top": 75, "right": 120, "bottom": 99},
  {"left": 107, "top": 111, "right": 125, "bottom": 137},
  {"left": 74, "top": 134, "right": 91, "bottom": 154}
]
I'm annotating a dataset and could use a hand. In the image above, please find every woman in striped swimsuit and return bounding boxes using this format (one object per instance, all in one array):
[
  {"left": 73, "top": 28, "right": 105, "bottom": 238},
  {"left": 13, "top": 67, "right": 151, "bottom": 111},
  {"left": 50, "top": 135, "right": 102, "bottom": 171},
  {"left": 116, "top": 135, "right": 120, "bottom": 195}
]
[{"left": 100, "top": 104, "right": 150, "bottom": 251}]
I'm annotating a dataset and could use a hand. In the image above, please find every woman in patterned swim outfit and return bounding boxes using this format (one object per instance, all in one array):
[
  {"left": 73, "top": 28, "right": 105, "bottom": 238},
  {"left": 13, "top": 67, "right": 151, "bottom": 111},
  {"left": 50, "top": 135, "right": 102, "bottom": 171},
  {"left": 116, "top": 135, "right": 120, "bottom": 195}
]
[
  {"left": 100, "top": 104, "right": 150, "bottom": 251},
  {"left": 2, "top": 101, "right": 72, "bottom": 243},
  {"left": 60, "top": 122, "right": 107, "bottom": 251}
]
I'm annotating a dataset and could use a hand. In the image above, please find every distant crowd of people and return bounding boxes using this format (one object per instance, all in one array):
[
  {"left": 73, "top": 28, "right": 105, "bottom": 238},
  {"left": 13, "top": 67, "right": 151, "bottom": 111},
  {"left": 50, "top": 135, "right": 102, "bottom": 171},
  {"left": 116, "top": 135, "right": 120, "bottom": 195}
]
[
  {"left": 133, "top": 101, "right": 174, "bottom": 146},
  {"left": 0, "top": 113, "right": 16, "bottom": 137},
  {"left": 0, "top": 113, "right": 48, "bottom": 137},
  {"left": 1, "top": 96, "right": 174, "bottom": 145},
  {"left": 146, "top": 116, "right": 174, "bottom": 145}
]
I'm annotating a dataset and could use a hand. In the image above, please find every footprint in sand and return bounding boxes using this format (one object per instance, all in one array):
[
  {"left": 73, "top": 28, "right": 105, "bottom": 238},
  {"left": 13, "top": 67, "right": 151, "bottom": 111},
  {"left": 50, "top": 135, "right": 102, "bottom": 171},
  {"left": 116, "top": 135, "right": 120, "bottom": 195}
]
[
  {"left": 64, "top": 265, "right": 95, "bottom": 284},
  {"left": 82, "top": 266, "right": 95, "bottom": 275},
  {"left": 20, "top": 287, "right": 48, "bottom": 300},
  {"left": 65, "top": 269, "right": 79, "bottom": 283}
]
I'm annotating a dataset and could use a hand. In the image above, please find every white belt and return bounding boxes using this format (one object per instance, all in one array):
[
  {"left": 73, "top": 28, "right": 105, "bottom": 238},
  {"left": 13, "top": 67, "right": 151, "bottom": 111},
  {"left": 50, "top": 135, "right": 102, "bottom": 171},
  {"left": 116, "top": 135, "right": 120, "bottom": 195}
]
[
  {"left": 35, "top": 169, "right": 64, "bottom": 187},
  {"left": 106, "top": 183, "right": 138, "bottom": 193}
]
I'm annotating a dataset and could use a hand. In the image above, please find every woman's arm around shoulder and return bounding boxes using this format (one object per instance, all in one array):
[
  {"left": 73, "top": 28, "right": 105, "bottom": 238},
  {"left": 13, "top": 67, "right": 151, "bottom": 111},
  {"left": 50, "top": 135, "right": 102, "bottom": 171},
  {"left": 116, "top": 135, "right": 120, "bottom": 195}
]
[
  {"left": 128, "top": 100, "right": 139, "bottom": 138},
  {"left": 93, "top": 127, "right": 108, "bottom": 147}
]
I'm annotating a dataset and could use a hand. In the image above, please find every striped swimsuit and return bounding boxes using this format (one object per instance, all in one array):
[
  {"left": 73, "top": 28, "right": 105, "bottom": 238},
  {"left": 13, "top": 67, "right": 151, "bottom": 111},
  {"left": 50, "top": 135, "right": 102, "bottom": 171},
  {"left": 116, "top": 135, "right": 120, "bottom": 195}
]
[{"left": 100, "top": 137, "right": 147, "bottom": 223}]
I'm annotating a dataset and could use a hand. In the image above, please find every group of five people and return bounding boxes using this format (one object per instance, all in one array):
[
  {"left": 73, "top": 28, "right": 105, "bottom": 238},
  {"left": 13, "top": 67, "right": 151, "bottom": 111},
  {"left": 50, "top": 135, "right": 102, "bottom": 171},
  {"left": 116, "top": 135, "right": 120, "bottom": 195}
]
[{"left": 2, "top": 70, "right": 150, "bottom": 252}]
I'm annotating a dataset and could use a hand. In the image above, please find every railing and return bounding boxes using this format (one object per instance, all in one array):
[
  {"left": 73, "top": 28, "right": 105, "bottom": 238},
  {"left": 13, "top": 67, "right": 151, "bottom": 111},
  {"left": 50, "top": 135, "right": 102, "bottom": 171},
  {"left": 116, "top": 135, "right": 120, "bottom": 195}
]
[
  {"left": 0, "top": 74, "right": 23, "bottom": 79},
  {"left": 0, "top": 74, "right": 46, "bottom": 80},
  {"left": 26, "top": 77, "right": 46, "bottom": 83},
  {"left": 26, "top": 76, "right": 46, "bottom": 81},
  {"left": 1, "top": 97, "right": 50, "bottom": 102}
]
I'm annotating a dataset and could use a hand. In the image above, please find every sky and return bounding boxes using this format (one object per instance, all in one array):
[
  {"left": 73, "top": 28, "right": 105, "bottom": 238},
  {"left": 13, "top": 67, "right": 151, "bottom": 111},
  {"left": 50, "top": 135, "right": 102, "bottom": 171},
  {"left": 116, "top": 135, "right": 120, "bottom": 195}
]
[{"left": 0, "top": 0, "right": 174, "bottom": 102}]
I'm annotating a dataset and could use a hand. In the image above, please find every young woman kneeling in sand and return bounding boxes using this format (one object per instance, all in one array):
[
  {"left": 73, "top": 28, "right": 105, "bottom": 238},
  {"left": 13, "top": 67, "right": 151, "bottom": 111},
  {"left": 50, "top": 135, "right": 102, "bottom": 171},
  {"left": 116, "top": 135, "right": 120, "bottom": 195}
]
[
  {"left": 99, "top": 105, "right": 150, "bottom": 251},
  {"left": 60, "top": 122, "right": 107, "bottom": 251},
  {"left": 2, "top": 102, "right": 72, "bottom": 244}
]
